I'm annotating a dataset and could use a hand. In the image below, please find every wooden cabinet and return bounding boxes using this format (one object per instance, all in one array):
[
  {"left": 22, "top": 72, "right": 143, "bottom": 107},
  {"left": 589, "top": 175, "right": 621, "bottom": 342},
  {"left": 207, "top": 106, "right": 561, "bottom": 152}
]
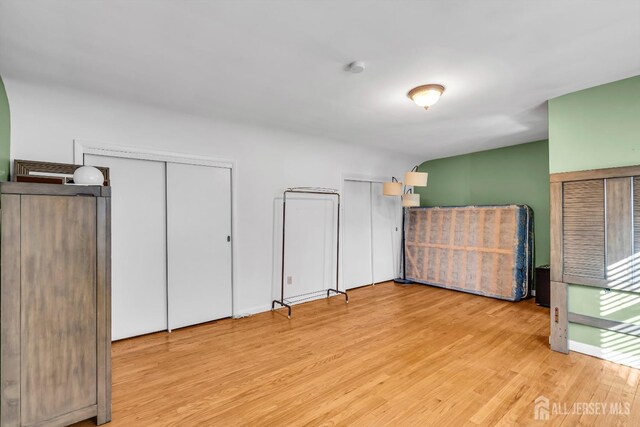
[
  {"left": 552, "top": 174, "right": 638, "bottom": 289},
  {"left": 549, "top": 166, "right": 640, "bottom": 353},
  {"left": 1, "top": 182, "right": 111, "bottom": 426}
]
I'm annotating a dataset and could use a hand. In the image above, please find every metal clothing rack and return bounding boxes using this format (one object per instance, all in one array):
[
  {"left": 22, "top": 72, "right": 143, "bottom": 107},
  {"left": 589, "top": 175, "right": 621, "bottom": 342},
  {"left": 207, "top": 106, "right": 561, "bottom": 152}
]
[{"left": 272, "top": 187, "right": 348, "bottom": 318}]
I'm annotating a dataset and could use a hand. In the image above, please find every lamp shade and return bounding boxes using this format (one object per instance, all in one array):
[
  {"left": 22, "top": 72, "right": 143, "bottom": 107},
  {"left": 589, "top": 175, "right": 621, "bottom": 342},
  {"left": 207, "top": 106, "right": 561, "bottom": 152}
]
[
  {"left": 383, "top": 181, "right": 403, "bottom": 196},
  {"left": 405, "top": 171, "right": 428, "bottom": 187},
  {"left": 401, "top": 193, "right": 420, "bottom": 207}
]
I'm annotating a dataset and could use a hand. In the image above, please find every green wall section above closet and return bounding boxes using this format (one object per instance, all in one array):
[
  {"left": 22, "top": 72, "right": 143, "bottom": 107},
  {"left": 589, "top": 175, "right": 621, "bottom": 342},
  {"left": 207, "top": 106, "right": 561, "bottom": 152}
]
[
  {"left": 0, "top": 75, "right": 10, "bottom": 181},
  {"left": 549, "top": 75, "right": 640, "bottom": 174},
  {"left": 415, "top": 139, "right": 550, "bottom": 267}
]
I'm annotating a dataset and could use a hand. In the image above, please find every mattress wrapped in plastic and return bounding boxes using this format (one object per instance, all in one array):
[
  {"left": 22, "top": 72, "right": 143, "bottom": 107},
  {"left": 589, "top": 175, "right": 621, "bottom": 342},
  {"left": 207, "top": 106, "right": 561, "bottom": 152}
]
[{"left": 404, "top": 205, "right": 533, "bottom": 301}]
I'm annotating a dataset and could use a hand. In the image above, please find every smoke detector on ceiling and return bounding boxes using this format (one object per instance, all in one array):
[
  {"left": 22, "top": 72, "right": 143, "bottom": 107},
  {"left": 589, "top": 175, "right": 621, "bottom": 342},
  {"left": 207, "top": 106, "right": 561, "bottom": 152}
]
[{"left": 346, "top": 61, "right": 365, "bottom": 73}]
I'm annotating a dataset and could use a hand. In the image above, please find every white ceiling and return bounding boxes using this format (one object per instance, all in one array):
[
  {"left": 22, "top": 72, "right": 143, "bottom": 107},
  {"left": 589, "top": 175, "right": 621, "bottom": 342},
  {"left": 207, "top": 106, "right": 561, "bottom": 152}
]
[{"left": 1, "top": 1, "right": 639, "bottom": 159}]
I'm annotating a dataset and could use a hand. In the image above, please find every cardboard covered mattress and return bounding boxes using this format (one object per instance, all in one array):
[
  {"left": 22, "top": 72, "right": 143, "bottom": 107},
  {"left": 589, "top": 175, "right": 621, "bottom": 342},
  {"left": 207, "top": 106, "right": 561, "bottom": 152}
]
[{"left": 404, "top": 205, "right": 533, "bottom": 301}]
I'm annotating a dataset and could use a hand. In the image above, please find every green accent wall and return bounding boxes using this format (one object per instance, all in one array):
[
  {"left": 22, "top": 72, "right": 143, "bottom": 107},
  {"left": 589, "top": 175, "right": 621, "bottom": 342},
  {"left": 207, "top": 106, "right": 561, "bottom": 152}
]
[
  {"left": 0, "top": 75, "right": 9, "bottom": 181},
  {"left": 549, "top": 75, "right": 640, "bottom": 364},
  {"left": 415, "top": 140, "right": 550, "bottom": 268},
  {"left": 549, "top": 75, "right": 640, "bottom": 174}
]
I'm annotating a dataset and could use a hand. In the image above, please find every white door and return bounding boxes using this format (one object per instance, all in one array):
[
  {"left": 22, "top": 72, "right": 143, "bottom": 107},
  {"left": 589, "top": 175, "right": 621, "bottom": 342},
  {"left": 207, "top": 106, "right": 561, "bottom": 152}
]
[
  {"left": 371, "top": 182, "right": 400, "bottom": 282},
  {"left": 84, "top": 154, "right": 168, "bottom": 340},
  {"left": 166, "top": 163, "right": 232, "bottom": 330},
  {"left": 342, "top": 180, "right": 373, "bottom": 289}
]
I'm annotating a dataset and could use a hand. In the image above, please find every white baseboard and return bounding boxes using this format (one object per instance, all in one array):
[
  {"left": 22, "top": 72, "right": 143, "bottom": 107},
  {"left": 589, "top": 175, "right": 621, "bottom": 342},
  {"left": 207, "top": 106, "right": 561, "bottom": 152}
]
[
  {"left": 569, "top": 340, "right": 640, "bottom": 370},
  {"left": 233, "top": 303, "right": 272, "bottom": 318},
  {"left": 234, "top": 292, "right": 334, "bottom": 318}
]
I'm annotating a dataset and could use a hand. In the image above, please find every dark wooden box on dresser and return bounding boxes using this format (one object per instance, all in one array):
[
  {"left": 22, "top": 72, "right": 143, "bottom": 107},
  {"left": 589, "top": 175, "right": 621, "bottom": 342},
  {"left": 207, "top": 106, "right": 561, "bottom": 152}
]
[{"left": 0, "top": 182, "right": 111, "bottom": 426}]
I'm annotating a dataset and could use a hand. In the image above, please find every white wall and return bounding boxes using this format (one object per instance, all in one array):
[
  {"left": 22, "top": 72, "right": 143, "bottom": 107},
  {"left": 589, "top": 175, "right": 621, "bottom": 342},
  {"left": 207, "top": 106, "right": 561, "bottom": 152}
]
[
  {"left": 5, "top": 79, "right": 415, "bottom": 316},
  {"left": 273, "top": 195, "right": 338, "bottom": 303}
]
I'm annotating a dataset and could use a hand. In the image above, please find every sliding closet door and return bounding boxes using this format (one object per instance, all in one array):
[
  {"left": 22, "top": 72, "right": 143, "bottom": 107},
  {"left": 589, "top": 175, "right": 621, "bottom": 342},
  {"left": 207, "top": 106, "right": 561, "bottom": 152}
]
[
  {"left": 84, "top": 154, "right": 167, "bottom": 340},
  {"left": 343, "top": 180, "right": 373, "bottom": 289},
  {"left": 166, "top": 163, "right": 232, "bottom": 330},
  {"left": 371, "top": 182, "right": 400, "bottom": 282}
]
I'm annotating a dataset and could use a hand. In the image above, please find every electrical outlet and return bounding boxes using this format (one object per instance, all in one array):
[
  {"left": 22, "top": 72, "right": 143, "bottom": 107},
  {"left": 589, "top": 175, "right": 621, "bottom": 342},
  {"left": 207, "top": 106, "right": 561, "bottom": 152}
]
[{"left": 287, "top": 276, "right": 293, "bottom": 285}]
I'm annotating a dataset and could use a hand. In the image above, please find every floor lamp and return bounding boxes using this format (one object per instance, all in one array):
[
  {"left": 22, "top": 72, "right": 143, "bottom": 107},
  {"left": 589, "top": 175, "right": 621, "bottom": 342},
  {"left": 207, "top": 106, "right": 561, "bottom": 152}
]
[{"left": 383, "top": 167, "right": 428, "bottom": 285}]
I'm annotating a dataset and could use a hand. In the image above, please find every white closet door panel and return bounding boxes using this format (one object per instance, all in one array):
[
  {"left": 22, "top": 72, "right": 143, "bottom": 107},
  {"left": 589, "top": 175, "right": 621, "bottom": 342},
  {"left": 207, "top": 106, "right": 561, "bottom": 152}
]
[
  {"left": 84, "top": 154, "right": 167, "bottom": 340},
  {"left": 167, "top": 163, "right": 232, "bottom": 330},
  {"left": 371, "top": 182, "right": 400, "bottom": 282},
  {"left": 343, "top": 180, "right": 373, "bottom": 289}
]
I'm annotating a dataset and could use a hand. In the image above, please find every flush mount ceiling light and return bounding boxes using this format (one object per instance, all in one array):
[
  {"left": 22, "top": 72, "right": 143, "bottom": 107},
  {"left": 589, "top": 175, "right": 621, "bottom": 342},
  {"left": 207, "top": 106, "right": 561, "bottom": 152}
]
[{"left": 407, "top": 84, "right": 445, "bottom": 110}]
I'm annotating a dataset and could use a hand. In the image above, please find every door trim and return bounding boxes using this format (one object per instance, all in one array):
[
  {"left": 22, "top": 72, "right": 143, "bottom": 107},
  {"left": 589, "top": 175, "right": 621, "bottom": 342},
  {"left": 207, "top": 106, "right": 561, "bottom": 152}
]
[
  {"left": 74, "top": 139, "right": 238, "bottom": 319},
  {"left": 341, "top": 173, "right": 390, "bottom": 184},
  {"left": 74, "top": 140, "right": 233, "bottom": 169}
]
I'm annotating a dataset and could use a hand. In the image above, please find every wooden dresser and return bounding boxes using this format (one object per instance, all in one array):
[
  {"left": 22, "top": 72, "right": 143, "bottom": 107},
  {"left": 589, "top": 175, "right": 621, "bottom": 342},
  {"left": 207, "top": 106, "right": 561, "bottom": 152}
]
[
  {"left": 549, "top": 165, "right": 640, "bottom": 354},
  {"left": 0, "top": 182, "right": 111, "bottom": 426}
]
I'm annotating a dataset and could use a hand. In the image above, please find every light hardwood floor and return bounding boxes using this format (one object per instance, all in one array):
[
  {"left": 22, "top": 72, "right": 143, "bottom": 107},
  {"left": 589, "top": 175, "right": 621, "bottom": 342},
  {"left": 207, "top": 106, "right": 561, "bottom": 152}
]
[{"left": 75, "top": 282, "right": 639, "bottom": 426}]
